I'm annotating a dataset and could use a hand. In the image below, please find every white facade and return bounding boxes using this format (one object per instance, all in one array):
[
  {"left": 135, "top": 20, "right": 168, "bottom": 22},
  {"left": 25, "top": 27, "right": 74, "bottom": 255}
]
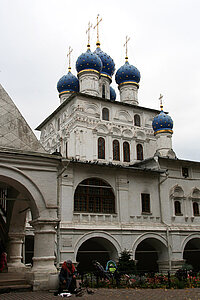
[
  {"left": 36, "top": 66, "right": 200, "bottom": 274},
  {"left": 1, "top": 40, "right": 200, "bottom": 291},
  {"left": 38, "top": 94, "right": 158, "bottom": 163}
]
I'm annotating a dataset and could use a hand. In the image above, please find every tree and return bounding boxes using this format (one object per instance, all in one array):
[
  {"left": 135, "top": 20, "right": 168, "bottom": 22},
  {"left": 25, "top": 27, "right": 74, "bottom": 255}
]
[{"left": 117, "top": 249, "right": 136, "bottom": 274}]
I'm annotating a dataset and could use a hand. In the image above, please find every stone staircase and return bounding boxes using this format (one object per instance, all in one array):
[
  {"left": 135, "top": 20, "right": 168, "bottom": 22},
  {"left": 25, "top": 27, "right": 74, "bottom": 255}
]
[{"left": 0, "top": 272, "right": 32, "bottom": 293}]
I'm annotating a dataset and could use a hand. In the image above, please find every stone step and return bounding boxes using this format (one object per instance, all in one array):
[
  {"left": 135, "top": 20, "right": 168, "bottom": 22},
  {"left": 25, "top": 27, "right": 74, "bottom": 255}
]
[
  {"left": 0, "top": 272, "right": 32, "bottom": 293},
  {"left": 0, "top": 278, "right": 27, "bottom": 286},
  {"left": 0, "top": 284, "right": 32, "bottom": 293}
]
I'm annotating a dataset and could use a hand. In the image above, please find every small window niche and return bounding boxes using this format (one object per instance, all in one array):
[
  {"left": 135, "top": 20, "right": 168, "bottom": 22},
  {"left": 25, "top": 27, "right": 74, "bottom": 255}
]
[
  {"left": 141, "top": 193, "right": 151, "bottom": 214},
  {"left": 102, "top": 108, "right": 109, "bottom": 121},
  {"left": 182, "top": 167, "right": 189, "bottom": 178}
]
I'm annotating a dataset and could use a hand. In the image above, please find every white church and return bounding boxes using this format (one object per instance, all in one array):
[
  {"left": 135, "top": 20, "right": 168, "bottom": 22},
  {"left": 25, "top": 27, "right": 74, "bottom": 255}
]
[{"left": 1, "top": 18, "right": 200, "bottom": 290}]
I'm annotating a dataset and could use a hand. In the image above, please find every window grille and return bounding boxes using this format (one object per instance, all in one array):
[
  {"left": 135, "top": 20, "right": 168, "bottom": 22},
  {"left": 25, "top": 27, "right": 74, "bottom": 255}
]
[
  {"left": 113, "top": 140, "right": 120, "bottom": 161},
  {"left": 74, "top": 178, "right": 115, "bottom": 213},
  {"left": 123, "top": 142, "right": 130, "bottom": 162},
  {"left": 98, "top": 137, "right": 105, "bottom": 159}
]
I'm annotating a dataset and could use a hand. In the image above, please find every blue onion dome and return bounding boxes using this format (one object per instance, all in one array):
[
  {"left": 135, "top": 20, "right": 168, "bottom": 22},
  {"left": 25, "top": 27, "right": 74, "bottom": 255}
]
[
  {"left": 94, "top": 47, "right": 115, "bottom": 79},
  {"left": 76, "top": 48, "right": 102, "bottom": 75},
  {"left": 115, "top": 61, "right": 141, "bottom": 86},
  {"left": 57, "top": 70, "right": 79, "bottom": 94},
  {"left": 110, "top": 86, "right": 116, "bottom": 101},
  {"left": 152, "top": 109, "right": 173, "bottom": 135}
]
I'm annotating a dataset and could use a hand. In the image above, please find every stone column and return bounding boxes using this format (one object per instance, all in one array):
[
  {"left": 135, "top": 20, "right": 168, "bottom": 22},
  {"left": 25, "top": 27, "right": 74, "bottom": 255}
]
[
  {"left": 7, "top": 232, "right": 26, "bottom": 272},
  {"left": 30, "top": 219, "right": 59, "bottom": 291},
  {"left": 116, "top": 176, "right": 129, "bottom": 223}
]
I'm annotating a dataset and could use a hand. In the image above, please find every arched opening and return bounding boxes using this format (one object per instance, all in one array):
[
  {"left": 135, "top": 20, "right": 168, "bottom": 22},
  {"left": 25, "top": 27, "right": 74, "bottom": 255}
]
[
  {"left": 134, "top": 114, "right": 141, "bottom": 127},
  {"left": 183, "top": 238, "right": 200, "bottom": 271},
  {"left": 113, "top": 140, "right": 120, "bottom": 161},
  {"left": 98, "top": 137, "right": 105, "bottom": 159},
  {"left": 123, "top": 142, "right": 130, "bottom": 162},
  {"left": 74, "top": 178, "right": 115, "bottom": 213},
  {"left": 0, "top": 171, "right": 41, "bottom": 274},
  {"left": 0, "top": 183, "right": 31, "bottom": 252},
  {"left": 76, "top": 237, "right": 118, "bottom": 272},
  {"left": 193, "top": 202, "right": 200, "bottom": 216},
  {"left": 174, "top": 200, "right": 181, "bottom": 215},
  {"left": 136, "top": 144, "right": 143, "bottom": 160},
  {"left": 135, "top": 238, "right": 168, "bottom": 273},
  {"left": 102, "top": 108, "right": 109, "bottom": 121}
]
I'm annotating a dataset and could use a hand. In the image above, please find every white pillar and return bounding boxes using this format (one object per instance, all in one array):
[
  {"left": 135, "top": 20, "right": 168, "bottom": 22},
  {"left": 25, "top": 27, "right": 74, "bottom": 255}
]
[
  {"left": 156, "top": 132, "right": 176, "bottom": 158},
  {"left": 30, "top": 219, "right": 59, "bottom": 291},
  {"left": 7, "top": 233, "right": 26, "bottom": 272},
  {"left": 78, "top": 71, "right": 100, "bottom": 96},
  {"left": 119, "top": 83, "right": 139, "bottom": 105}
]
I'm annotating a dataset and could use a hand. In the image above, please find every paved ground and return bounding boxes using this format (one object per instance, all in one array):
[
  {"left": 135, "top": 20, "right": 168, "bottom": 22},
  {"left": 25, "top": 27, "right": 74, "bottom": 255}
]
[{"left": 1, "top": 288, "right": 200, "bottom": 300}]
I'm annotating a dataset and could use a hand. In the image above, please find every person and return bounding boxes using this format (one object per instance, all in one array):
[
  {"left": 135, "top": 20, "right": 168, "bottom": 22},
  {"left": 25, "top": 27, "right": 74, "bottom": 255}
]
[
  {"left": 58, "top": 260, "right": 76, "bottom": 294},
  {"left": 106, "top": 260, "right": 117, "bottom": 275},
  {"left": 0, "top": 244, "right": 7, "bottom": 273}
]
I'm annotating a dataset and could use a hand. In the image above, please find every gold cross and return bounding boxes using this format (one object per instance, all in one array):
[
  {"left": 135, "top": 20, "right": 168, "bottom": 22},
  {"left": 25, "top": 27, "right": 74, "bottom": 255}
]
[
  {"left": 86, "top": 21, "right": 93, "bottom": 49},
  {"left": 67, "top": 46, "right": 73, "bottom": 71},
  {"left": 94, "top": 14, "right": 102, "bottom": 47},
  {"left": 124, "top": 36, "right": 130, "bottom": 61},
  {"left": 159, "top": 94, "right": 163, "bottom": 110}
]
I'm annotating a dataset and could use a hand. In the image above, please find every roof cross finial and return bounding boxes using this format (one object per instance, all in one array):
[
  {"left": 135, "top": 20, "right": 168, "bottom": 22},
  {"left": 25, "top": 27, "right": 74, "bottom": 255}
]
[
  {"left": 94, "top": 14, "right": 102, "bottom": 48},
  {"left": 67, "top": 46, "right": 73, "bottom": 72},
  {"left": 86, "top": 21, "right": 93, "bottom": 49},
  {"left": 159, "top": 94, "right": 163, "bottom": 111},
  {"left": 124, "top": 36, "right": 130, "bottom": 62}
]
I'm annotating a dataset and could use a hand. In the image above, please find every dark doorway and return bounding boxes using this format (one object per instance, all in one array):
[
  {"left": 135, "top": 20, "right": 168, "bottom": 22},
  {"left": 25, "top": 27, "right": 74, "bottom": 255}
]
[
  {"left": 76, "top": 237, "right": 116, "bottom": 273},
  {"left": 183, "top": 238, "right": 200, "bottom": 272},
  {"left": 25, "top": 235, "right": 34, "bottom": 265},
  {"left": 135, "top": 240, "right": 159, "bottom": 273}
]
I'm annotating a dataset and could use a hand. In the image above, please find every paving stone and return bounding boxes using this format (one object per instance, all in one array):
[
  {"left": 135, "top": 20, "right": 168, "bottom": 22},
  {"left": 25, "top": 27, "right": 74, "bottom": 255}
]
[{"left": 1, "top": 289, "right": 200, "bottom": 300}]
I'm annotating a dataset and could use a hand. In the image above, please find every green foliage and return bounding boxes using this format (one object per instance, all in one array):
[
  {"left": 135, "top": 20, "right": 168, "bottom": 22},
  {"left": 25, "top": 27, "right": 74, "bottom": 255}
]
[
  {"left": 117, "top": 249, "right": 136, "bottom": 274},
  {"left": 181, "top": 263, "right": 193, "bottom": 271}
]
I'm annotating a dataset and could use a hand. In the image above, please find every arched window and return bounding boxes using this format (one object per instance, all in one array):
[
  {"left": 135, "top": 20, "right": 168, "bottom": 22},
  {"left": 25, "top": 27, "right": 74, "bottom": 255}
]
[
  {"left": 123, "top": 142, "right": 130, "bottom": 162},
  {"left": 113, "top": 140, "right": 120, "bottom": 161},
  {"left": 102, "top": 108, "right": 109, "bottom": 121},
  {"left": 98, "top": 137, "right": 105, "bottom": 159},
  {"left": 175, "top": 201, "right": 181, "bottom": 215},
  {"left": 102, "top": 84, "right": 106, "bottom": 99},
  {"left": 134, "top": 114, "right": 141, "bottom": 127},
  {"left": 193, "top": 202, "right": 199, "bottom": 216},
  {"left": 137, "top": 144, "right": 143, "bottom": 160},
  {"left": 74, "top": 178, "right": 115, "bottom": 213}
]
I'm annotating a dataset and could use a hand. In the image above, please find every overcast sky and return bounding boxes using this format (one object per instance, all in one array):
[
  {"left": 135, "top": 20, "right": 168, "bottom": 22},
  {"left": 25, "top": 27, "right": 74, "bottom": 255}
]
[{"left": 0, "top": 0, "right": 200, "bottom": 161}]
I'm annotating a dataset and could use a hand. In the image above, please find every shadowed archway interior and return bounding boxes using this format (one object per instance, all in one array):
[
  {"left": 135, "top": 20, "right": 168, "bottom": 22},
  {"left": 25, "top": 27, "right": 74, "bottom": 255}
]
[
  {"left": 76, "top": 237, "right": 118, "bottom": 272},
  {"left": 135, "top": 238, "right": 168, "bottom": 273},
  {"left": 183, "top": 238, "right": 200, "bottom": 271}
]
